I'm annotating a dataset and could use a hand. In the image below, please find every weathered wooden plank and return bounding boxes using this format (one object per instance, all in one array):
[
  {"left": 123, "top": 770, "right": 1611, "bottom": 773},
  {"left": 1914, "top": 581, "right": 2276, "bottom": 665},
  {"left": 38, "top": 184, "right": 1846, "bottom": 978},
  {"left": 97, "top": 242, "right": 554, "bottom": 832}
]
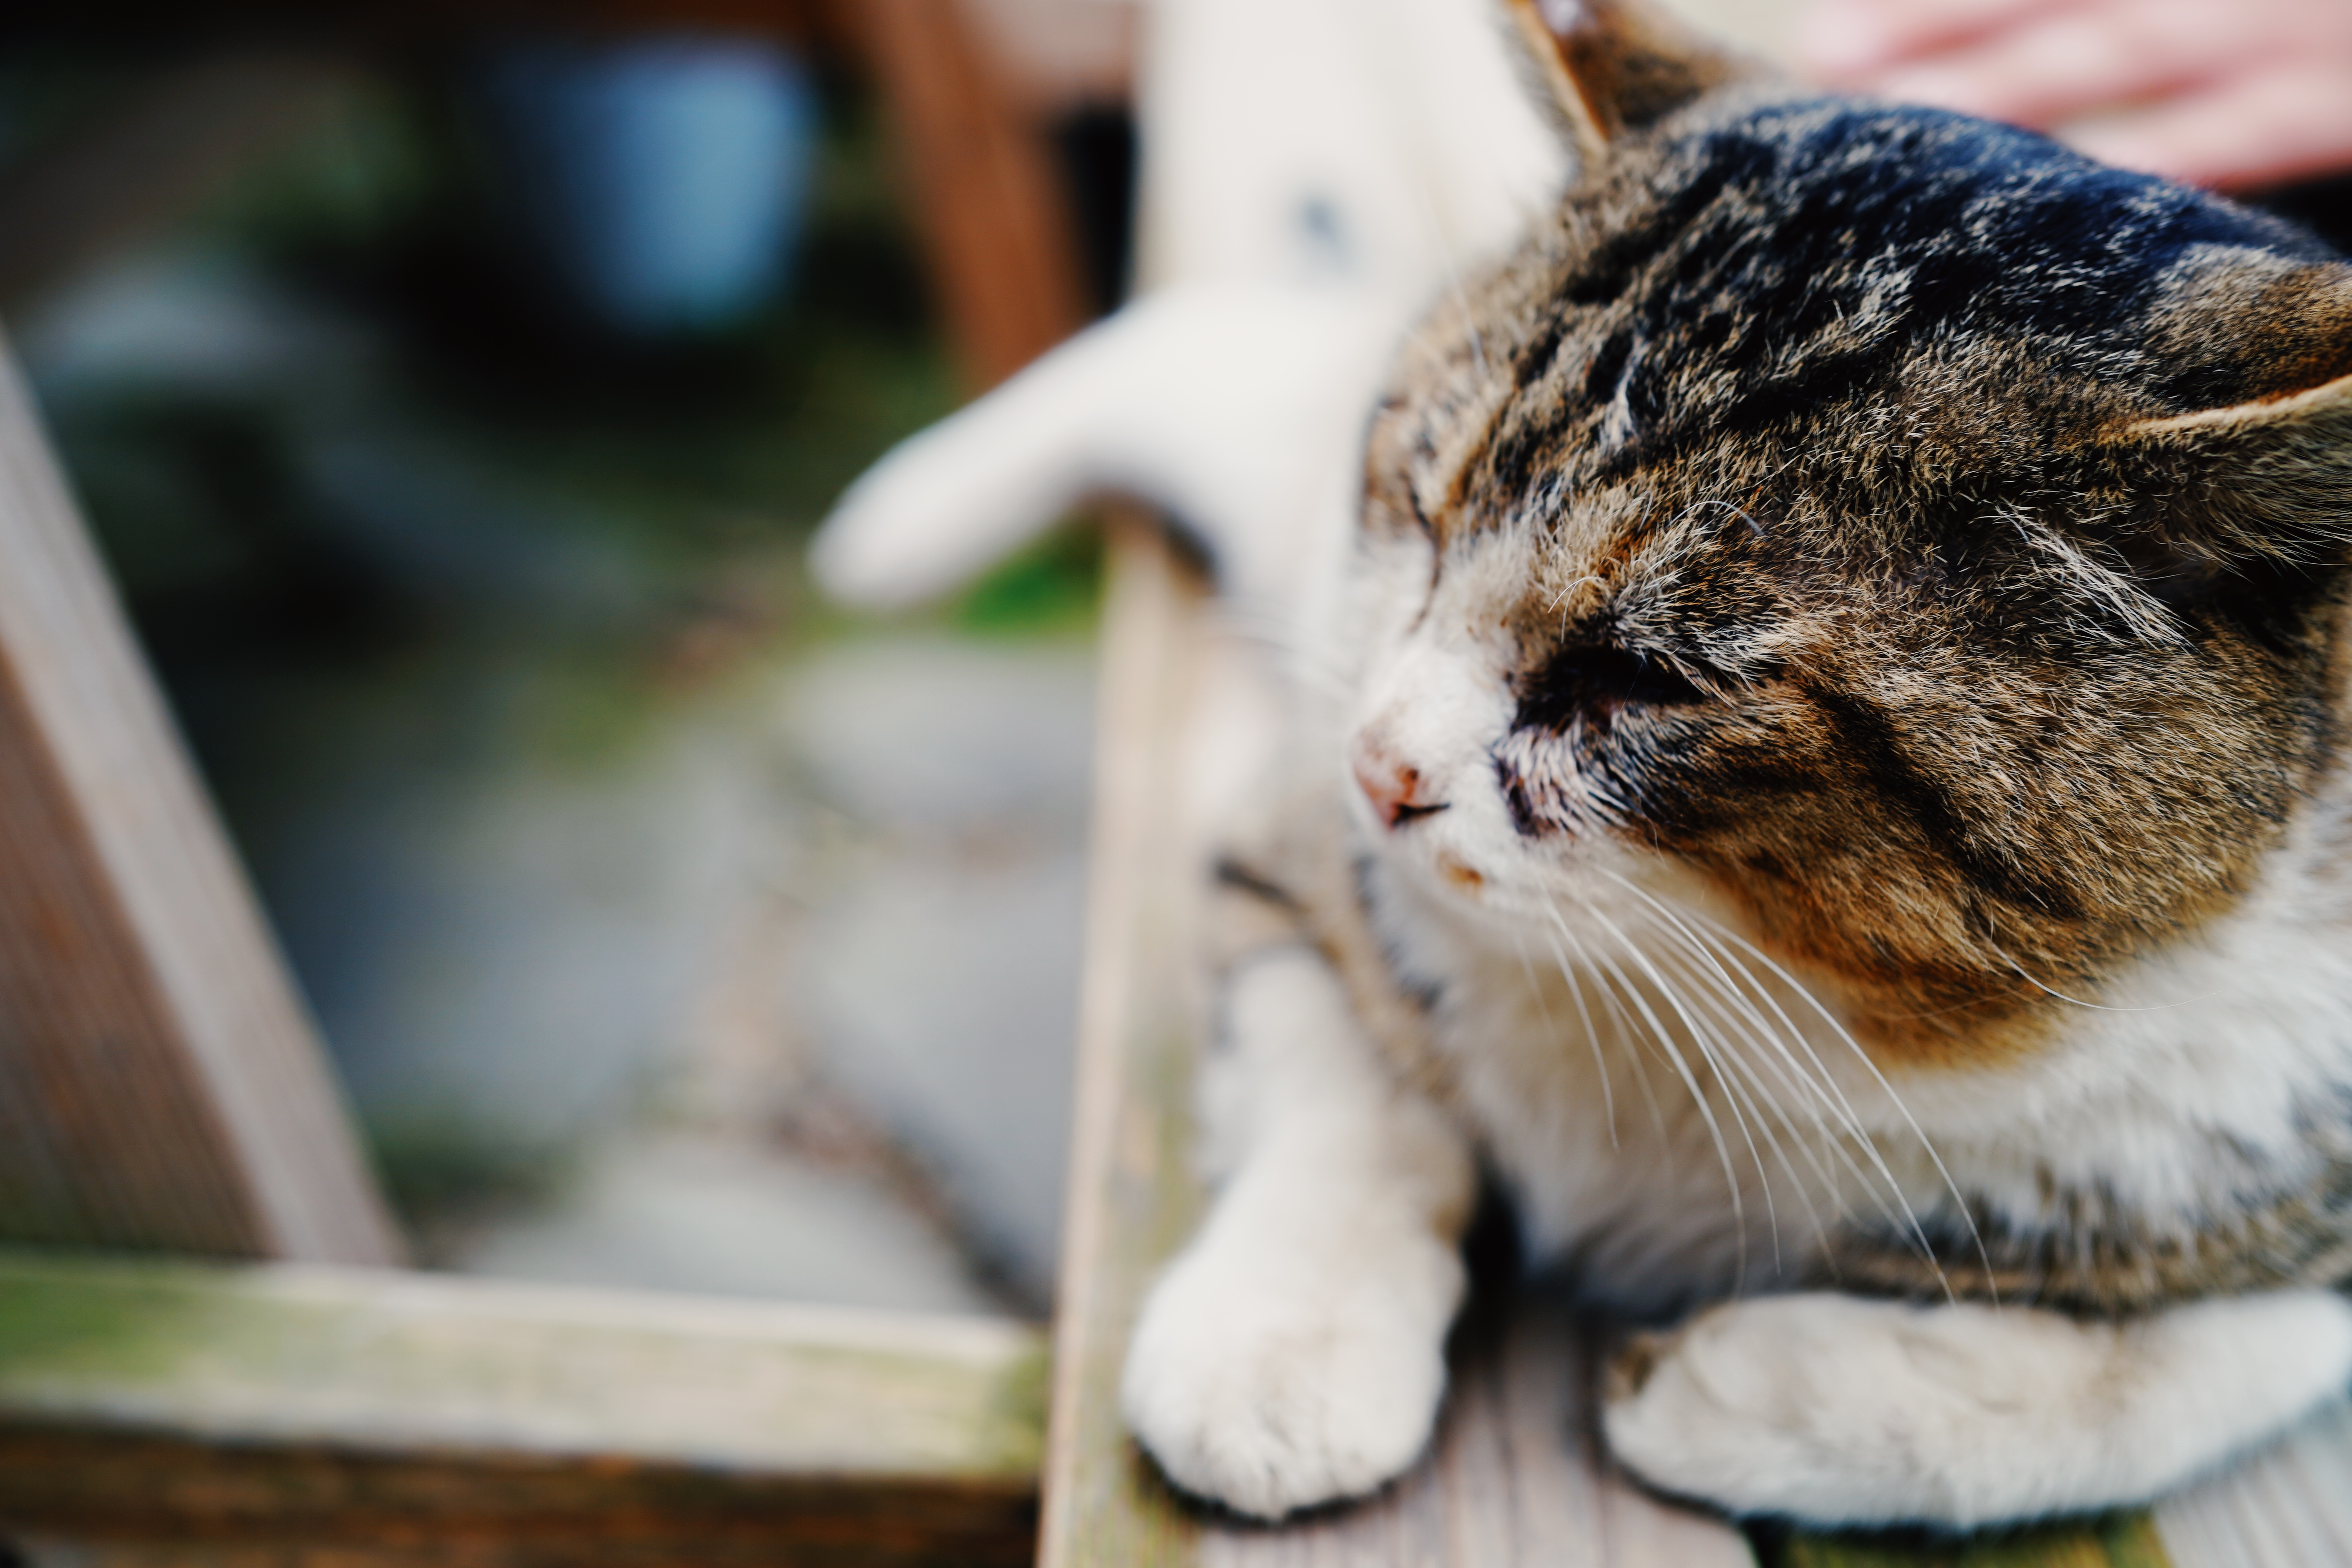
[
  {"left": 1189, "top": 1291, "right": 1757, "bottom": 1568},
  {"left": 844, "top": 0, "right": 1092, "bottom": 389},
  {"left": 0, "top": 1249, "right": 1045, "bottom": 1564},
  {"left": 2155, "top": 1396, "right": 2352, "bottom": 1567},
  {"left": 1039, "top": 519, "right": 1208, "bottom": 1568},
  {"left": 0, "top": 336, "right": 400, "bottom": 1264}
]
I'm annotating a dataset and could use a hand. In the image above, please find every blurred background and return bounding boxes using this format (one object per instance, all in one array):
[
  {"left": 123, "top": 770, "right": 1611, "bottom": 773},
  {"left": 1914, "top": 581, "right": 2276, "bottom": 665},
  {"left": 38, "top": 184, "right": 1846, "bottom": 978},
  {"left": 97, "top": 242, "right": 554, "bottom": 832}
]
[
  {"left": 2, "top": 0, "right": 2343, "bottom": 1328},
  {"left": 0, "top": 0, "right": 1145, "bottom": 1317}
]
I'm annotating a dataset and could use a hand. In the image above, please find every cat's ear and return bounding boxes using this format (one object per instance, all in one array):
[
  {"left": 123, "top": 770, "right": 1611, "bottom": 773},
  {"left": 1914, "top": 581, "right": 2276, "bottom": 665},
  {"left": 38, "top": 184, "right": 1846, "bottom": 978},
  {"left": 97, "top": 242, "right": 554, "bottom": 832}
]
[
  {"left": 2100, "top": 370, "right": 2352, "bottom": 573},
  {"left": 1503, "top": 0, "right": 1749, "bottom": 165}
]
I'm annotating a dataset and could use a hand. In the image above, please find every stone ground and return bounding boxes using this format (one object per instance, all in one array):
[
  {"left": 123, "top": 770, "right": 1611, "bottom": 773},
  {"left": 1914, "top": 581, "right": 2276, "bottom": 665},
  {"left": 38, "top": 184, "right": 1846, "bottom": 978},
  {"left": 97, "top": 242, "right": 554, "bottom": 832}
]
[{"left": 417, "top": 636, "right": 1095, "bottom": 1314}]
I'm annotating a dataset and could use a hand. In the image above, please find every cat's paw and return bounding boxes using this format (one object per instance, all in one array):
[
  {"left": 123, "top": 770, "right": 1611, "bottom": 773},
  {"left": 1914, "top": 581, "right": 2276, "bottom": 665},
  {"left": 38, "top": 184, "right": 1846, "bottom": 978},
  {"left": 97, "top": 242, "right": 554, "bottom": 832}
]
[
  {"left": 1120, "top": 1234, "right": 1455, "bottom": 1519},
  {"left": 1600, "top": 1290, "right": 2352, "bottom": 1528}
]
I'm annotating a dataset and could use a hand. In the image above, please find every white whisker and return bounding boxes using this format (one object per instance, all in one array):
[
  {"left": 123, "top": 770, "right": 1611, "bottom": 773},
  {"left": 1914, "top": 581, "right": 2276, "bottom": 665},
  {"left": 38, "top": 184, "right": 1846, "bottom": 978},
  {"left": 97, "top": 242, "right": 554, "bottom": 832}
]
[
  {"left": 1544, "top": 913, "right": 1669, "bottom": 1146},
  {"left": 1517, "top": 931, "right": 1617, "bottom": 1149},
  {"left": 1555, "top": 901, "right": 1751, "bottom": 1287},
  {"left": 1985, "top": 937, "right": 2216, "bottom": 1013},
  {"left": 1586, "top": 904, "right": 1786, "bottom": 1278},
  {"left": 1641, "top": 926, "right": 1842, "bottom": 1262},
  {"left": 1601, "top": 874, "right": 1906, "bottom": 1227},
  {"left": 1613, "top": 878, "right": 1988, "bottom": 1304}
]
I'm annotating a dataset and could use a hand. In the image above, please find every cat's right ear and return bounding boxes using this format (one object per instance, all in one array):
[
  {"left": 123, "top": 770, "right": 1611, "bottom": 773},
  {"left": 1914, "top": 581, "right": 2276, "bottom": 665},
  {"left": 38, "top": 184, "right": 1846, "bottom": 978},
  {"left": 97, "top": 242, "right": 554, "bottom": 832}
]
[{"left": 1504, "top": 0, "right": 1749, "bottom": 166}]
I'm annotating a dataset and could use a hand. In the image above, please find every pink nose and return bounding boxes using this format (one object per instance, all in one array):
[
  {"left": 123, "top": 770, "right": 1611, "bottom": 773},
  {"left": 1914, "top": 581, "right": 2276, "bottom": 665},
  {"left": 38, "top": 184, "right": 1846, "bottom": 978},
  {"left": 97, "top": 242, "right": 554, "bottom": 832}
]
[{"left": 1353, "top": 738, "right": 1444, "bottom": 829}]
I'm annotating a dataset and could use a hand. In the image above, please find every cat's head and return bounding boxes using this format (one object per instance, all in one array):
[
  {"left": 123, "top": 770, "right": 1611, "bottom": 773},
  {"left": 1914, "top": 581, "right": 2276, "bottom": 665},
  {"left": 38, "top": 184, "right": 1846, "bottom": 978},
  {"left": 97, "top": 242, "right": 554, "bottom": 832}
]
[{"left": 1347, "top": 0, "right": 2352, "bottom": 1060}]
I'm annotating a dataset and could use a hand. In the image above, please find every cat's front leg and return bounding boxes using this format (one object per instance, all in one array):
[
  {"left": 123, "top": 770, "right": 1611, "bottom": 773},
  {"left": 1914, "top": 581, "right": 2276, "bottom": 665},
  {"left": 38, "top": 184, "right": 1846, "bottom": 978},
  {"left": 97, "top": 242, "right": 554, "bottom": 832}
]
[
  {"left": 1602, "top": 1288, "right": 2352, "bottom": 1527},
  {"left": 1121, "top": 946, "right": 1476, "bottom": 1520}
]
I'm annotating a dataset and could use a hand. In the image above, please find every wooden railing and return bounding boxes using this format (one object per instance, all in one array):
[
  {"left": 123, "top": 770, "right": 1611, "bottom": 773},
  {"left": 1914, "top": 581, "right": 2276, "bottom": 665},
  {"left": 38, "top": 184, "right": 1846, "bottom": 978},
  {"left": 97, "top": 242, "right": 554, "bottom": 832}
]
[{"left": 0, "top": 1251, "right": 1043, "bottom": 1565}]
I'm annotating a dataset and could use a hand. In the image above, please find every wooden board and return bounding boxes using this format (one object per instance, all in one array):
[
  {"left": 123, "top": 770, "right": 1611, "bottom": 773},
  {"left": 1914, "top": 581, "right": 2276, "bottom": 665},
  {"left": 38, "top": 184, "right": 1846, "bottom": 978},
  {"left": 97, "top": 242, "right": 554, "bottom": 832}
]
[
  {"left": 2155, "top": 1395, "right": 2352, "bottom": 1566},
  {"left": 0, "top": 1249, "right": 1045, "bottom": 1565},
  {"left": 0, "top": 336, "right": 400, "bottom": 1265},
  {"left": 1189, "top": 1289, "right": 1757, "bottom": 1568},
  {"left": 1037, "top": 520, "right": 1213, "bottom": 1568},
  {"left": 846, "top": 0, "right": 1092, "bottom": 390}
]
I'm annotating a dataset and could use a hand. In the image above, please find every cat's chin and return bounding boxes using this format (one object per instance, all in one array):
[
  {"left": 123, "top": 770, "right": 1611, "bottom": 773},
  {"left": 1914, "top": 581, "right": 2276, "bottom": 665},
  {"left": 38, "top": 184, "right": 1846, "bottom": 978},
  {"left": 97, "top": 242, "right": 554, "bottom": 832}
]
[
  {"left": 1378, "top": 833, "right": 1782, "bottom": 982},
  {"left": 1375, "top": 841, "right": 1573, "bottom": 935}
]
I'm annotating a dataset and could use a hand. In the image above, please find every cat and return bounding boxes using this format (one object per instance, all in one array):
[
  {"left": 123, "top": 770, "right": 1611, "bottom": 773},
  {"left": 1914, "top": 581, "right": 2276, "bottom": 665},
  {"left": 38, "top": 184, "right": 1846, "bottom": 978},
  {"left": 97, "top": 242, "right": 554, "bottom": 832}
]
[{"left": 820, "top": 0, "right": 2352, "bottom": 1530}]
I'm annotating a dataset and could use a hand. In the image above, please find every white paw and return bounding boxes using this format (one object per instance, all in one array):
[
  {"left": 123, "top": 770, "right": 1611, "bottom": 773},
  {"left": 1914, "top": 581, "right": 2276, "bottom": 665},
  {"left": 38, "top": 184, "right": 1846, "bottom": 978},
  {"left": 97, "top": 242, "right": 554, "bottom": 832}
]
[
  {"left": 1601, "top": 1295, "right": 1912, "bottom": 1524},
  {"left": 1601, "top": 1290, "right": 2352, "bottom": 1528},
  {"left": 1120, "top": 1233, "right": 1457, "bottom": 1519}
]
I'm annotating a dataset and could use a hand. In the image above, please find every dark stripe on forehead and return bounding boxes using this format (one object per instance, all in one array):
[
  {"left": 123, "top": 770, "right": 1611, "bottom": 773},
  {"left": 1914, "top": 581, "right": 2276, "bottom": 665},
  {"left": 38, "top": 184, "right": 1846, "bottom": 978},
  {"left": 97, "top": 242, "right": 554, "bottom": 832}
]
[
  {"left": 1564, "top": 133, "right": 1776, "bottom": 310},
  {"left": 1487, "top": 97, "right": 2339, "bottom": 505},
  {"left": 1660, "top": 100, "right": 2325, "bottom": 357},
  {"left": 1497, "top": 138, "right": 1771, "bottom": 410},
  {"left": 1801, "top": 681, "right": 2082, "bottom": 920}
]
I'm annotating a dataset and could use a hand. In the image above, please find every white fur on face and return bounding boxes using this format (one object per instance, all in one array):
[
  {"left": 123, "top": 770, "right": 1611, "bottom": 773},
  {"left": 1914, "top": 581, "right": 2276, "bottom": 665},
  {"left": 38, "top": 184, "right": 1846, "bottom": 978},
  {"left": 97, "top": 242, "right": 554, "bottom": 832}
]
[
  {"left": 1329, "top": 511, "right": 2352, "bottom": 1320},
  {"left": 1345, "top": 612, "right": 1519, "bottom": 899},
  {"left": 1331, "top": 525, "right": 1832, "bottom": 1304},
  {"left": 1339, "top": 526, "right": 1612, "bottom": 923}
]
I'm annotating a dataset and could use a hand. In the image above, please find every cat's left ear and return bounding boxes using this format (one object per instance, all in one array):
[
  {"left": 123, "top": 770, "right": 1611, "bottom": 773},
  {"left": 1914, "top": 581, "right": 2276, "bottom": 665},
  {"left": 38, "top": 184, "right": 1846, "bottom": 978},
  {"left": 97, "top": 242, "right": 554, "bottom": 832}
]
[
  {"left": 1504, "top": 0, "right": 1752, "bottom": 167},
  {"left": 2103, "top": 370, "right": 2352, "bottom": 570}
]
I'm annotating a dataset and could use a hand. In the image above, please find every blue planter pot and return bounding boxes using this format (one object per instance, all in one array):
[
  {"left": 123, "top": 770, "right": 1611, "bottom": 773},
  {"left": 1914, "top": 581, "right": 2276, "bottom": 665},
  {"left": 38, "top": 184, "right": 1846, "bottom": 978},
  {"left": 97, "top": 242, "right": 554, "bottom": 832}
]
[{"left": 477, "top": 37, "right": 819, "bottom": 337}]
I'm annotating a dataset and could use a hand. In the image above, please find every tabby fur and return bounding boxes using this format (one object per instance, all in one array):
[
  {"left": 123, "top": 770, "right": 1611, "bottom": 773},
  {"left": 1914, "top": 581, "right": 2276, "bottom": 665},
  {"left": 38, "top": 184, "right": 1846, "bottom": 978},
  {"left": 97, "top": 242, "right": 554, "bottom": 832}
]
[{"left": 1122, "top": 0, "right": 2352, "bottom": 1528}]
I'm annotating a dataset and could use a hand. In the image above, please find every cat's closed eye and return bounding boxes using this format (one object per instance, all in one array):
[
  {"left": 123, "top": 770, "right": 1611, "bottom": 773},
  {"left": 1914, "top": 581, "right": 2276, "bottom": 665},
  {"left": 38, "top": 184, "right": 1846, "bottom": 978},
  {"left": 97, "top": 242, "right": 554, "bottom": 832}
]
[{"left": 1514, "top": 642, "right": 1709, "bottom": 732}]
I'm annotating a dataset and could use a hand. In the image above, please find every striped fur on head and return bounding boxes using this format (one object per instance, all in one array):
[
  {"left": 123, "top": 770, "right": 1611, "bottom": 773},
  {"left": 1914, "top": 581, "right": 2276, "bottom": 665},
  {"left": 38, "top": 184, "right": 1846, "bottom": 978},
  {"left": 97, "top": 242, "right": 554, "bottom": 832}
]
[{"left": 1367, "top": 7, "right": 2352, "bottom": 1064}]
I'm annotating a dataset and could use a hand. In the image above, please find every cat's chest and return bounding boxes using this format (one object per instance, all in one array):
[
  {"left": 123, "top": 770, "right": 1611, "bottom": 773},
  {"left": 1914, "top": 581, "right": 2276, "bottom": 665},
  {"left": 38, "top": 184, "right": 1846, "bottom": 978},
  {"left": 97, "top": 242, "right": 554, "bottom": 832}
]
[{"left": 1372, "top": 889, "right": 1824, "bottom": 1302}]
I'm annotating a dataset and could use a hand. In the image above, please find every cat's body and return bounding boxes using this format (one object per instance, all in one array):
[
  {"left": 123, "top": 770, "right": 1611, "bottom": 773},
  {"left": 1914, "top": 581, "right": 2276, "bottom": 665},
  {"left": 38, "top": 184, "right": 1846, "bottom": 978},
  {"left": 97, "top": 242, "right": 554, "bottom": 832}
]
[
  {"left": 821, "top": 0, "right": 2352, "bottom": 1530},
  {"left": 1233, "top": 71, "right": 2352, "bottom": 1316}
]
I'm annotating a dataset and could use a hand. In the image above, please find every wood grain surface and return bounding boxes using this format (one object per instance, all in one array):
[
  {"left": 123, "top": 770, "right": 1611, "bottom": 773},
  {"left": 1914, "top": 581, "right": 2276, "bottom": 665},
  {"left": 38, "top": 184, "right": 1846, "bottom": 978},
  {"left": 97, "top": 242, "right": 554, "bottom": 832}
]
[
  {"left": 0, "top": 1250, "right": 1045, "bottom": 1565},
  {"left": 1190, "top": 1290, "right": 1755, "bottom": 1568},
  {"left": 1038, "top": 518, "right": 1210, "bottom": 1568},
  {"left": 0, "top": 337, "right": 400, "bottom": 1265},
  {"left": 2155, "top": 1394, "right": 2352, "bottom": 1566}
]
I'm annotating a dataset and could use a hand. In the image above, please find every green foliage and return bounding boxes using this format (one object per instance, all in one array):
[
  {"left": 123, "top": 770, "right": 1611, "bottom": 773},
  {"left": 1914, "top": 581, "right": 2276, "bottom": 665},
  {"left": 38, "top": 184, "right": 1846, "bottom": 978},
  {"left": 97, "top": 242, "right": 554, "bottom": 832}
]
[
  {"left": 366, "top": 1108, "right": 572, "bottom": 1254},
  {"left": 1771, "top": 1510, "right": 2171, "bottom": 1568},
  {"left": 952, "top": 521, "right": 1105, "bottom": 639}
]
